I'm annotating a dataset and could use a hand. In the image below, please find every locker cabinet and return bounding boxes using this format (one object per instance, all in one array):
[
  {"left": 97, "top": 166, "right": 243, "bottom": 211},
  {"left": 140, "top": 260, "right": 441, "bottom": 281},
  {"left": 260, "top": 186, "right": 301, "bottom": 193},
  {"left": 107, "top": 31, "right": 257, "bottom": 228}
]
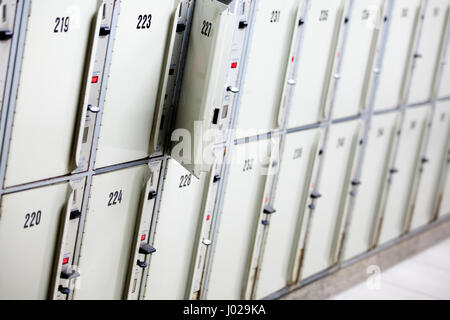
[
  {"left": 438, "top": 20, "right": 450, "bottom": 98},
  {"left": 288, "top": 0, "right": 346, "bottom": 128},
  {"left": 206, "top": 139, "right": 271, "bottom": 299},
  {"left": 301, "top": 120, "right": 361, "bottom": 279},
  {"left": 408, "top": 0, "right": 449, "bottom": 104},
  {"left": 173, "top": 0, "right": 236, "bottom": 177},
  {"left": 410, "top": 101, "right": 450, "bottom": 229},
  {"left": 73, "top": 165, "right": 151, "bottom": 299},
  {"left": 378, "top": 106, "right": 429, "bottom": 244},
  {"left": 0, "top": 0, "right": 17, "bottom": 116},
  {"left": 373, "top": 0, "right": 422, "bottom": 111},
  {"left": 343, "top": 112, "right": 398, "bottom": 260},
  {"left": 0, "top": 183, "right": 71, "bottom": 299},
  {"left": 3, "top": 0, "right": 101, "bottom": 187},
  {"left": 331, "top": 0, "right": 385, "bottom": 120},
  {"left": 95, "top": 0, "right": 181, "bottom": 168},
  {"left": 438, "top": 160, "right": 450, "bottom": 217},
  {"left": 235, "top": 0, "right": 299, "bottom": 137},
  {"left": 254, "top": 129, "right": 321, "bottom": 299},
  {"left": 144, "top": 158, "right": 208, "bottom": 299}
]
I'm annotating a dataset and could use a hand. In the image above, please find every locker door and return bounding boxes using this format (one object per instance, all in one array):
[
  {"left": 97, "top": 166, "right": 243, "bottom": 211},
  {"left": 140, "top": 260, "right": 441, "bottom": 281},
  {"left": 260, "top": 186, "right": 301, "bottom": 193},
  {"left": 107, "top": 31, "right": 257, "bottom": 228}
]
[
  {"left": 0, "top": 0, "right": 18, "bottom": 116},
  {"left": 94, "top": 0, "right": 180, "bottom": 168},
  {"left": 143, "top": 159, "right": 208, "bottom": 299},
  {"left": 288, "top": 0, "right": 346, "bottom": 128},
  {"left": 235, "top": 0, "right": 299, "bottom": 137},
  {"left": 4, "top": 0, "right": 101, "bottom": 187},
  {"left": 0, "top": 183, "right": 71, "bottom": 299},
  {"left": 408, "top": 0, "right": 449, "bottom": 104},
  {"left": 73, "top": 165, "right": 149, "bottom": 299},
  {"left": 374, "top": 0, "right": 422, "bottom": 111},
  {"left": 379, "top": 106, "right": 429, "bottom": 244},
  {"left": 439, "top": 160, "right": 450, "bottom": 217},
  {"left": 344, "top": 112, "right": 398, "bottom": 260},
  {"left": 301, "top": 120, "right": 361, "bottom": 279},
  {"left": 332, "top": 0, "right": 385, "bottom": 120},
  {"left": 255, "top": 129, "right": 321, "bottom": 299},
  {"left": 411, "top": 101, "right": 450, "bottom": 229},
  {"left": 438, "top": 22, "right": 450, "bottom": 98},
  {"left": 206, "top": 139, "right": 271, "bottom": 299}
]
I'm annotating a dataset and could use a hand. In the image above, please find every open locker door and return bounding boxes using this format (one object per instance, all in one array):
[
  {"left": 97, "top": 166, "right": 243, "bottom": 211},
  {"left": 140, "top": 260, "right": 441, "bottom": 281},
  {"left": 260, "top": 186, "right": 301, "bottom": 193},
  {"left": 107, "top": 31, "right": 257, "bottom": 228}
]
[
  {"left": 3, "top": 0, "right": 102, "bottom": 187},
  {"left": 411, "top": 101, "right": 450, "bottom": 229},
  {"left": 300, "top": 120, "right": 361, "bottom": 279},
  {"left": 408, "top": 0, "right": 450, "bottom": 105},
  {"left": 378, "top": 106, "right": 430, "bottom": 245},
  {"left": 343, "top": 112, "right": 399, "bottom": 260},
  {"left": 234, "top": 0, "right": 300, "bottom": 138},
  {"left": 373, "top": 0, "right": 423, "bottom": 111},
  {"left": 172, "top": 0, "right": 236, "bottom": 177},
  {"left": 253, "top": 129, "right": 321, "bottom": 299},
  {"left": 73, "top": 165, "right": 151, "bottom": 299},
  {"left": 94, "top": 0, "right": 183, "bottom": 169},
  {"left": 205, "top": 139, "right": 271, "bottom": 300},
  {"left": 0, "top": 183, "right": 71, "bottom": 299},
  {"left": 331, "top": 0, "right": 386, "bottom": 120}
]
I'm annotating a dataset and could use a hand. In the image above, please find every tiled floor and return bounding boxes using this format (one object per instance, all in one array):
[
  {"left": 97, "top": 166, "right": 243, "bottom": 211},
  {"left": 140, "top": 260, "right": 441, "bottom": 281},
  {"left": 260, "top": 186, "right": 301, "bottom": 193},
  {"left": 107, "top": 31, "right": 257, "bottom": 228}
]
[{"left": 330, "top": 237, "right": 450, "bottom": 300}]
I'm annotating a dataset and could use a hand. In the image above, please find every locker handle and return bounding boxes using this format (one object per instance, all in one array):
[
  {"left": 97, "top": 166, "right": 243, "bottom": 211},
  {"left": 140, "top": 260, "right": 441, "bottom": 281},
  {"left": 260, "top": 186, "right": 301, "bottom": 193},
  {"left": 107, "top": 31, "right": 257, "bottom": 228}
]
[
  {"left": 176, "top": 23, "right": 186, "bottom": 33},
  {"left": 60, "top": 269, "right": 80, "bottom": 280},
  {"left": 147, "top": 190, "right": 157, "bottom": 200},
  {"left": 263, "top": 205, "right": 276, "bottom": 214},
  {"left": 238, "top": 21, "right": 248, "bottom": 29},
  {"left": 69, "top": 209, "right": 82, "bottom": 220},
  {"left": 136, "top": 260, "right": 147, "bottom": 269},
  {"left": 421, "top": 157, "right": 429, "bottom": 164},
  {"left": 0, "top": 30, "right": 12, "bottom": 41},
  {"left": 99, "top": 26, "right": 111, "bottom": 36},
  {"left": 261, "top": 220, "right": 270, "bottom": 226},
  {"left": 310, "top": 191, "right": 322, "bottom": 199},
  {"left": 227, "top": 86, "right": 239, "bottom": 93},
  {"left": 58, "top": 285, "right": 70, "bottom": 295},
  {"left": 139, "top": 243, "right": 156, "bottom": 255},
  {"left": 389, "top": 168, "right": 399, "bottom": 174},
  {"left": 351, "top": 179, "right": 361, "bottom": 186},
  {"left": 213, "top": 174, "right": 221, "bottom": 183}
]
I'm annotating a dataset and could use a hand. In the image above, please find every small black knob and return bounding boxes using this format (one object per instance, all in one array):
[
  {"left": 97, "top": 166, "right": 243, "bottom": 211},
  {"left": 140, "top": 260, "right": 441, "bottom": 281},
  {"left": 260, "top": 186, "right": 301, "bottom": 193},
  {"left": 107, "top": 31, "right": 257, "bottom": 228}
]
[
  {"left": 263, "top": 205, "right": 276, "bottom": 214},
  {"left": 139, "top": 243, "right": 156, "bottom": 255},
  {"left": 176, "top": 23, "right": 186, "bottom": 33},
  {"left": 137, "top": 260, "right": 147, "bottom": 268},
  {"left": 70, "top": 210, "right": 82, "bottom": 220},
  {"left": 99, "top": 26, "right": 111, "bottom": 36},
  {"left": 58, "top": 285, "right": 70, "bottom": 295},
  {"left": 238, "top": 21, "right": 248, "bottom": 29},
  {"left": 148, "top": 190, "right": 157, "bottom": 200}
]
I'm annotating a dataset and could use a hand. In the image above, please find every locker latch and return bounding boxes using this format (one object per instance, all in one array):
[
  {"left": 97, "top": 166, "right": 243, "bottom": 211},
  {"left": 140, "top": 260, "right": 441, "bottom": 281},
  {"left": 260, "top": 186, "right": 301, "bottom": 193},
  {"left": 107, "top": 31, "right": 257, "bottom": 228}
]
[
  {"left": 139, "top": 243, "right": 156, "bottom": 255},
  {"left": 351, "top": 179, "right": 361, "bottom": 186},
  {"left": 310, "top": 191, "right": 322, "bottom": 199},
  {"left": 261, "top": 220, "right": 269, "bottom": 226},
  {"left": 421, "top": 157, "right": 429, "bottom": 164},
  {"left": 88, "top": 104, "right": 100, "bottom": 113},
  {"left": 58, "top": 285, "right": 70, "bottom": 295},
  {"left": 99, "top": 26, "right": 111, "bottom": 37},
  {"left": 70, "top": 210, "right": 82, "bottom": 220},
  {"left": 0, "top": 30, "right": 13, "bottom": 41},
  {"left": 227, "top": 86, "right": 239, "bottom": 93},
  {"left": 389, "top": 168, "right": 399, "bottom": 174},
  {"left": 213, "top": 175, "right": 221, "bottom": 183},
  {"left": 137, "top": 260, "right": 148, "bottom": 268},
  {"left": 238, "top": 21, "right": 248, "bottom": 29},
  {"left": 298, "top": 19, "right": 304, "bottom": 26},
  {"left": 147, "top": 190, "right": 157, "bottom": 200},
  {"left": 176, "top": 23, "right": 186, "bottom": 33},
  {"left": 60, "top": 269, "right": 80, "bottom": 280},
  {"left": 263, "top": 205, "right": 276, "bottom": 214}
]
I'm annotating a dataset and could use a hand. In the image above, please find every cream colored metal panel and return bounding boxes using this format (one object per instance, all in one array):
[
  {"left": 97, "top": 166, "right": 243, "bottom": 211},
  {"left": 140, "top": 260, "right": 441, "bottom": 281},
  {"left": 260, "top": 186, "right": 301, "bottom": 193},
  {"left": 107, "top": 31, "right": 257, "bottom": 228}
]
[
  {"left": 4, "top": 0, "right": 101, "bottom": 187},
  {"left": 374, "top": 0, "right": 422, "bottom": 111},
  {"left": 379, "top": 106, "right": 430, "bottom": 244},
  {"left": 144, "top": 159, "right": 208, "bottom": 299},
  {"left": 206, "top": 139, "right": 270, "bottom": 299},
  {"left": 411, "top": 101, "right": 450, "bottom": 229},
  {"left": 344, "top": 112, "right": 398, "bottom": 260},
  {"left": 288, "top": 0, "right": 345, "bottom": 128},
  {"left": 301, "top": 120, "right": 360, "bottom": 279},
  {"left": 255, "top": 129, "right": 320, "bottom": 299},
  {"left": 235, "top": 0, "right": 299, "bottom": 137},
  {"left": 332, "top": 0, "right": 385, "bottom": 119},
  {"left": 73, "top": 165, "right": 149, "bottom": 299},
  {"left": 439, "top": 162, "right": 450, "bottom": 216},
  {"left": 0, "top": 183, "right": 71, "bottom": 299},
  {"left": 408, "top": 0, "right": 449, "bottom": 104},
  {"left": 95, "top": 0, "right": 179, "bottom": 168},
  {"left": 438, "top": 25, "right": 450, "bottom": 97},
  {"left": 173, "top": 0, "right": 235, "bottom": 177}
]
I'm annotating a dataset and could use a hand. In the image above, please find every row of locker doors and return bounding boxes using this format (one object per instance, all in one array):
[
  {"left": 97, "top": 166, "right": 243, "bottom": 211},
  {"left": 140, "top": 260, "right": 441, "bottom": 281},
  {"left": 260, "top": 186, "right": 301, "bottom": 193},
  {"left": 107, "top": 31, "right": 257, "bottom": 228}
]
[{"left": 1, "top": 100, "right": 449, "bottom": 299}]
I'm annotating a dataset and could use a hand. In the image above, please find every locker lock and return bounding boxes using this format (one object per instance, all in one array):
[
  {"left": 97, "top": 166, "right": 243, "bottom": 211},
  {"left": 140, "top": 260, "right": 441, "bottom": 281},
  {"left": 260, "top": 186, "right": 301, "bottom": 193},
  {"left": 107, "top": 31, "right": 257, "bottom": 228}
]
[
  {"left": 298, "top": 19, "right": 304, "bottom": 26},
  {"left": 99, "top": 26, "right": 111, "bottom": 37},
  {"left": 176, "top": 23, "right": 186, "bottom": 33},
  {"left": 0, "top": 30, "right": 13, "bottom": 41},
  {"left": 421, "top": 157, "right": 429, "bottom": 164},
  {"left": 148, "top": 190, "right": 157, "bottom": 200},
  {"left": 227, "top": 86, "right": 239, "bottom": 94},
  {"left": 351, "top": 179, "right": 361, "bottom": 186},
  {"left": 310, "top": 191, "right": 322, "bottom": 199},
  {"left": 70, "top": 209, "right": 82, "bottom": 220},
  {"left": 414, "top": 53, "right": 423, "bottom": 59},
  {"left": 213, "top": 175, "right": 221, "bottom": 183},
  {"left": 389, "top": 168, "right": 399, "bottom": 174},
  {"left": 263, "top": 205, "right": 276, "bottom": 214},
  {"left": 58, "top": 285, "right": 70, "bottom": 295},
  {"left": 88, "top": 104, "right": 100, "bottom": 113},
  {"left": 139, "top": 243, "right": 156, "bottom": 255},
  {"left": 60, "top": 269, "right": 80, "bottom": 280},
  {"left": 261, "top": 220, "right": 269, "bottom": 226},
  {"left": 238, "top": 21, "right": 248, "bottom": 29},
  {"left": 137, "top": 260, "right": 147, "bottom": 269}
]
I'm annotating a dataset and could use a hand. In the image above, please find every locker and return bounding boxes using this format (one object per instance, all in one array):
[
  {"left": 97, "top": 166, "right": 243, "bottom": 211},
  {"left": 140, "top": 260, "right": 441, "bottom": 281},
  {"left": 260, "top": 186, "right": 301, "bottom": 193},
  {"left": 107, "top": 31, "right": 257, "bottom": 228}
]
[
  {"left": 343, "top": 112, "right": 398, "bottom": 260},
  {"left": 94, "top": 0, "right": 182, "bottom": 168},
  {"left": 144, "top": 159, "right": 208, "bottom": 299},
  {"left": 438, "top": 18, "right": 450, "bottom": 98},
  {"left": 206, "top": 139, "right": 271, "bottom": 299},
  {"left": 373, "top": 0, "right": 422, "bottom": 111},
  {"left": 3, "top": 0, "right": 102, "bottom": 187},
  {"left": 235, "top": 0, "right": 299, "bottom": 138},
  {"left": 332, "top": 0, "right": 385, "bottom": 120},
  {"left": 378, "top": 106, "right": 429, "bottom": 244},
  {"left": 254, "top": 129, "right": 321, "bottom": 299},
  {"left": 410, "top": 101, "right": 450, "bottom": 229},
  {"left": 438, "top": 158, "right": 450, "bottom": 216},
  {"left": 0, "top": 182, "right": 71, "bottom": 299},
  {"left": 0, "top": 0, "right": 18, "bottom": 116},
  {"left": 301, "top": 120, "right": 361, "bottom": 279},
  {"left": 173, "top": 0, "right": 236, "bottom": 177},
  {"left": 408, "top": 0, "right": 449, "bottom": 104},
  {"left": 73, "top": 164, "right": 151, "bottom": 299},
  {"left": 288, "top": 0, "right": 346, "bottom": 128}
]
